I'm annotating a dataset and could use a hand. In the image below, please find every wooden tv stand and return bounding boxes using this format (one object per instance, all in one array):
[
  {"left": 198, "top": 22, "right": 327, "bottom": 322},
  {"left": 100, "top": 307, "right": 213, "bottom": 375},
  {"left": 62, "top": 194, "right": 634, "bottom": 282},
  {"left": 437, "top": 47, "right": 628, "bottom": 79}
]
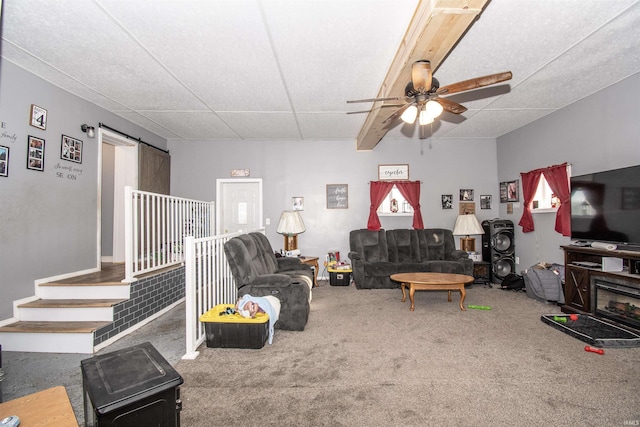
[{"left": 561, "top": 245, "right": 640, "bottom": 331}]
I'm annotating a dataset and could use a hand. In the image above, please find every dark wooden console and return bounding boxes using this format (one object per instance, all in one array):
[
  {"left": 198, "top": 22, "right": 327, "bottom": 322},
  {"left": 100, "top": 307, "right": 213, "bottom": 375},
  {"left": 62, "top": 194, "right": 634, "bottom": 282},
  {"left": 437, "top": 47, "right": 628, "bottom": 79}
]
[{"left": 561, "top": 245, "right": 640, "bottom": 326}]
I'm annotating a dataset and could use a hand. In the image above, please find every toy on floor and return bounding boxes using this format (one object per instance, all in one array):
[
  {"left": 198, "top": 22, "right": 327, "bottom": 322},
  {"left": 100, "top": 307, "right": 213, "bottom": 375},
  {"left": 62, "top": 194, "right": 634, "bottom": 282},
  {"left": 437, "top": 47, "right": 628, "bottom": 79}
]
[
  {"left": 467, "top": 305, "right": 491, "bottom": 310},
  {"left": 569, "top": 314, "right": 578, "bottom": 321},
  {"left": 0, "top": 416, "right": 20, "bottom": 427},
  {"left": 553, "top": 315, "right": 567, "bottom": 323},
  {"left": 584, "top": 345, "right": 604, "bottom": 355}
]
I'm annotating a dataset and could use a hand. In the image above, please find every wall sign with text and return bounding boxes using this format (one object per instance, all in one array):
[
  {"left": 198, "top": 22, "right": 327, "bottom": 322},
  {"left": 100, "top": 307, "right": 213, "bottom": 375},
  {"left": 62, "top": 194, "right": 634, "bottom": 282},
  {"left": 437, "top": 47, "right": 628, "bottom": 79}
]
[
  {"left": 326, "top": 184, "right": 348, "bottom": 209},
  {"left": 378, "top": 164, "right": 409, "bottom": 180}
]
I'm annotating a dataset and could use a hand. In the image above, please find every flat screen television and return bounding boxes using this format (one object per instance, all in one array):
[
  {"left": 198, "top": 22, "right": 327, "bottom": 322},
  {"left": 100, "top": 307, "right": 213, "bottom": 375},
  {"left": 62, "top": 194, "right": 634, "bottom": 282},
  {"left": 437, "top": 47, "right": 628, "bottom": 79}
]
[{"left": 570, "top": 164, "right": 640, "bottom": 247}]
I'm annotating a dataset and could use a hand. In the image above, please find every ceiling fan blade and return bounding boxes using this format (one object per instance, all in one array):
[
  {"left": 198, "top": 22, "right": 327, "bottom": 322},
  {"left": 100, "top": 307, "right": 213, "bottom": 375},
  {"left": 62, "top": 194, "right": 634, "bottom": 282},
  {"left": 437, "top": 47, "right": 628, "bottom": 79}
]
[
  {"left": 436, "top": 71, "right": 512, "bottom": 96},
  {"left": 382, "top": 104, "right": 412, "bottom": 125},
  {"left": 436, "top": 98, "right": 467, "bottom": 115},
  {"left": 347, "top": 96, "right": 404, "bottom": 103},
  {"left": 346, "top": 104, "right": 405, "bottom": 114},
  {"left": 411, "top": 60, "right": 432, "bottom": 92}
]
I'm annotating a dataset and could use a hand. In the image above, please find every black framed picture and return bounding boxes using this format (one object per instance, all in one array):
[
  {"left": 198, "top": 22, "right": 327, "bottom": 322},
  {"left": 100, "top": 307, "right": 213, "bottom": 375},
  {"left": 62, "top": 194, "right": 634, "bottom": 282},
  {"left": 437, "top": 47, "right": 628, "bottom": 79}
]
[
  {"left": 499, "top": 182, "right": 508, "bottom": 203},
  {"left": 0, "top": 145, "right": 9, "bottom": 177},
  {"left": 61, "top": 134, "right": 83, "bottom": 164},
  {"left": 507, "top": 180, "right": 519, "bottom": 202},
  {"left": 441, "top": 194, "right": 453, "bottom": 209},
  {"left": 480, "top": 195, "right": 492, "bottom": 209},
  {"left": 460, "top": 189, "right": 473, "bottom": 201},
  {"left": 27, "top": 135, "right": 45, "bottom": 171}
]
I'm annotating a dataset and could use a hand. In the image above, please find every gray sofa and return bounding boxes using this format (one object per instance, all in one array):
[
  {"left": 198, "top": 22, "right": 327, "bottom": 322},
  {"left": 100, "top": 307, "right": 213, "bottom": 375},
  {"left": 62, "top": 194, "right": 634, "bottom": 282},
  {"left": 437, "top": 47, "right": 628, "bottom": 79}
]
[
  {"left": 224, "top": 232, "right": 313, "bottom": 330},
  {"left": 348, "top": 228, "right": 473, "bottom": 289}
]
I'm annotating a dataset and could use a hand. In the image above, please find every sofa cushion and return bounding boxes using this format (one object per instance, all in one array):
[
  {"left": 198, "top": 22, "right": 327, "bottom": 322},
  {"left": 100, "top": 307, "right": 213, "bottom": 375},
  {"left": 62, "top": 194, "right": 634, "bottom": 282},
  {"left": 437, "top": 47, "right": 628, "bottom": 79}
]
[
  {"left": 387, "top": 229, "right": 421, "bottom": 263},
  {"left": 223, "top": 237, "right": 261, "bottom": 286},
  {"left": 249, "top": 232, "right": 279, "bottom": 273},
  {"left": 235, "top": 234, "right": 269, "bottom": 275},
  {"left": 417, "top": 229, "right": 457, "bottom": 261},
  {"left": 349, "top": 229, "right": 388, "bottom": 262}
]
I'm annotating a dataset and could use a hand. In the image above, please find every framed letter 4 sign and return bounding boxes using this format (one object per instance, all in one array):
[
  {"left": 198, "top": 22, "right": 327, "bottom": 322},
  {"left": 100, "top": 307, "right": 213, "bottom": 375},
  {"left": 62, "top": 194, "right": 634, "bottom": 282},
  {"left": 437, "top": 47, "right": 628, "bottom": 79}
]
[{"left": 30, "top": 104, "right": 47, "bottom": 130}]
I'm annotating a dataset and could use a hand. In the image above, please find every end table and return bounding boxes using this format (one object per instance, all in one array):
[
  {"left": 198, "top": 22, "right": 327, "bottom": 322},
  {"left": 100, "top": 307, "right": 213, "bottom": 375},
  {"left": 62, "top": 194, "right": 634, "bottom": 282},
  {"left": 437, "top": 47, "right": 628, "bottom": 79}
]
[{"left": 298, "top": 256, "right": 319, "bottom": 287}]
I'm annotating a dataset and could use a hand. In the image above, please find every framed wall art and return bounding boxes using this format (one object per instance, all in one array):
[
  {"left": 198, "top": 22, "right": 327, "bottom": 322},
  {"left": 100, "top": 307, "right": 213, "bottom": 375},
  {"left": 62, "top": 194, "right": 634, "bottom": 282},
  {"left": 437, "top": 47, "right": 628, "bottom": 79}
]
[
  {"left": 292, "top": 197, "right": 304, "bottom": 211},
  {"left": 499, "top": 182, "right": 508, "bottom": 203},
  {"left": 507, "top": 179, "right": 519, "bottom": 202},
  {"left": 378, "top": 164, "right": 409, "bottom": 180},
  {"left": 459, "top": 202, "right": 475, "bottom": 215},
  {"left": 0, "top": 145, "right": 9, "bottom": 177},
  {"left": 460, "top": 189, "right": 474, "bottom": 201},
  {"left": 29, "top": 104, "right": 47, "bottom": 130},
  {"left": 480, "top": 195, "right": 492, "bottom": 209},
  {"left": 231, "top": 168, "right": 250, "bottom": 177},
  {"left": 326, "top": 184, "right": 348, "bottom": 209},
  {"left": 441, "top": 194, "right": 453, "bottom": 209},
  {"left": 60, "top": 134, "right": 83, "bottom": 164},
  {"left": 27, "top": 135, "right": 45, "bottom": 171}
]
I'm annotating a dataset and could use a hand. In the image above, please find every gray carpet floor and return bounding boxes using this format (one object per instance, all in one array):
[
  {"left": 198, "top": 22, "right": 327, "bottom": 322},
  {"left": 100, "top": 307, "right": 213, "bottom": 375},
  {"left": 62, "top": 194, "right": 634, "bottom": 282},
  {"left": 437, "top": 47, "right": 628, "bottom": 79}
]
[
  {"left": 176, "top": 283, "right": 640, "bottom": 427},
  {"left": 2, "top": 282, "right": 639, "bottom": 426}
]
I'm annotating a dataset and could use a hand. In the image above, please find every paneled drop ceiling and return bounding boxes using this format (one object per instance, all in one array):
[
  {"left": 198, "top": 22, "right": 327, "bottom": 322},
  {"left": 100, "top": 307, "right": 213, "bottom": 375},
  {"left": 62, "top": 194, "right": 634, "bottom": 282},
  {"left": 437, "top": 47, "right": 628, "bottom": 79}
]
[{"left": 2, "top": 0, "right": 639, "bottom": 150}]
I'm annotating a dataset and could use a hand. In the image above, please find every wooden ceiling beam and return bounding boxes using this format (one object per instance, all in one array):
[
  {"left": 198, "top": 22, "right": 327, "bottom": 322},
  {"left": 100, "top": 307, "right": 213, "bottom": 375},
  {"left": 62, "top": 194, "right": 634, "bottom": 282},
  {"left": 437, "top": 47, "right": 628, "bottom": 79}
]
[{"left": 355, "top": 0, "right": 490, "bottom": 151}]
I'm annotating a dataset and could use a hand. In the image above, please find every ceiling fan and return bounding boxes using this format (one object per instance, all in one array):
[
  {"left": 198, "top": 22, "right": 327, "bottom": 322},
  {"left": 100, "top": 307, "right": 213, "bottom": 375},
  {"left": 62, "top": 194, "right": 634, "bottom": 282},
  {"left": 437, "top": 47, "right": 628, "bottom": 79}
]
[{"left": 347, "top": 60, "right": 512, "bottom": 131}]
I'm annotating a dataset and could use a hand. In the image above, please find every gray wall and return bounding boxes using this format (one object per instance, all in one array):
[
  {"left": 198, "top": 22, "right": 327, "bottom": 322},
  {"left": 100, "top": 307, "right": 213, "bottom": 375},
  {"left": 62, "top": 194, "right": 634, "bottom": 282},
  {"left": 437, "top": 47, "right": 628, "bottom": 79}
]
[
  {"left": 169, "top": 137, "right": 500, "bottom": 268},
  {"left": 0, "top": 59, "right": 167, "bottom": 319},
  {"left": 496, "top": 72, "right": 640, "bottom": 271}
]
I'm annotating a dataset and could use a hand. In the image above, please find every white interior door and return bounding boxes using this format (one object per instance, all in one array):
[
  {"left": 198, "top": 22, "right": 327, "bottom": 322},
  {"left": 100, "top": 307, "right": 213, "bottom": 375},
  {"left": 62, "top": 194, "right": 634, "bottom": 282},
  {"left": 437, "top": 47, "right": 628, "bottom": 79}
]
[{"left": 216, "top": 179, "right": 262, "bottom": 234}]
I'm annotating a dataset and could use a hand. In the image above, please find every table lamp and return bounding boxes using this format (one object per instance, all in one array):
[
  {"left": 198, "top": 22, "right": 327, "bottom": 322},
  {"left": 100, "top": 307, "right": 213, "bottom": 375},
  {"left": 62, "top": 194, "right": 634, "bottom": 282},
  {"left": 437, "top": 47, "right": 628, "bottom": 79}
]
[
  {"left": 453, "top": 213, "right": 484, "bottom": 252},
  {"left": 276, "top": 211, "right": 306, "bottom": 251}
]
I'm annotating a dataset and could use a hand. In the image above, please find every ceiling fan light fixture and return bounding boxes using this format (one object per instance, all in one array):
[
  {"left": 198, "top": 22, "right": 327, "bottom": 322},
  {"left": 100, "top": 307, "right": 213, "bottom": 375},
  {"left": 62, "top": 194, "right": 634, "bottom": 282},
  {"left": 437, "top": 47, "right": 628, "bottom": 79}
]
[
  {"left": 424, "top": 100, "right": 444, "bottom": 119},
  {"left": 419, "top": 109, "right": 434, "bottom": 125},
  {"left": 401, "top": 105, "right": 418, "bottom": 124}
]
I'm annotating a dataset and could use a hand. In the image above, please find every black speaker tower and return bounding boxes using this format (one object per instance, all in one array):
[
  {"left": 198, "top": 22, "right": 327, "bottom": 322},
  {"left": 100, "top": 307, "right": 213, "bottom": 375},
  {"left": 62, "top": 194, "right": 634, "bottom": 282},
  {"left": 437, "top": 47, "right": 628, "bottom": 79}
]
[{"left": 481, "top": 219, "right": 515, "bottom": 284}]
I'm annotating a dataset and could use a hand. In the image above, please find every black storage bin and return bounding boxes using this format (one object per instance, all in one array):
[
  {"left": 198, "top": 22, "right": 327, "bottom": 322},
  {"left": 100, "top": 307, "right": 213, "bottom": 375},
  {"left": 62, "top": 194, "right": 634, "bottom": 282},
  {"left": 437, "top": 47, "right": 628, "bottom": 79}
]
[
  {"left": 329, "top": 271, "right": 351, "bottom": 286},
  {"left": 81, "top": 342, "right": 183, "bottom": 427},
  {"left": 200, "top": 304, "right": 269, "bottom": 349}
]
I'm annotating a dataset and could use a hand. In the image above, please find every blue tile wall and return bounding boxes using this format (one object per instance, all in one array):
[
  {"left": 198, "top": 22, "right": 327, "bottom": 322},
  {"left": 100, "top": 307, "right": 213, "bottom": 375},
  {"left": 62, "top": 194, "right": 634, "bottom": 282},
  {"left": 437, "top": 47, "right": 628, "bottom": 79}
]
[{"left": 94, "top": 266, "right": 185, "bottom": 346}]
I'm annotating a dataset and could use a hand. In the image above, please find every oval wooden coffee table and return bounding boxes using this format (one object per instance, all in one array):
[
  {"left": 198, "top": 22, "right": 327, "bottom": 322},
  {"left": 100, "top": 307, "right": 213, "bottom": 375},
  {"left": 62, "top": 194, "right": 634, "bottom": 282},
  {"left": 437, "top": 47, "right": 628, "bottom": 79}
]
[{"left": 391, "top": 272, "right": 474, "bottom": 312}]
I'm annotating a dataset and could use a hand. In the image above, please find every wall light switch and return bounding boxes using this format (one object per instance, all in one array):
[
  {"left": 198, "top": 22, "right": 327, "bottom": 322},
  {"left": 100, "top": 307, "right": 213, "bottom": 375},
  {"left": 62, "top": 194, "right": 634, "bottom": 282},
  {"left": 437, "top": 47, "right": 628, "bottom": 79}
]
[{"left": 265, "top": 218, "right": 270, "bottom": 225}]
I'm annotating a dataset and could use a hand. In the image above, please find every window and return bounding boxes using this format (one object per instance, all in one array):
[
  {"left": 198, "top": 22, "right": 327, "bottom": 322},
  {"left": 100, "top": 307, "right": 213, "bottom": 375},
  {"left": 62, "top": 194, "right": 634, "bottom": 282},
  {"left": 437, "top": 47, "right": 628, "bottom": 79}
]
[
  {"left": 377, "top": 185, "right": 414, "bottom": 216},
  {"left": 531, "top": 165, "right": 571, "bottom": 213}
]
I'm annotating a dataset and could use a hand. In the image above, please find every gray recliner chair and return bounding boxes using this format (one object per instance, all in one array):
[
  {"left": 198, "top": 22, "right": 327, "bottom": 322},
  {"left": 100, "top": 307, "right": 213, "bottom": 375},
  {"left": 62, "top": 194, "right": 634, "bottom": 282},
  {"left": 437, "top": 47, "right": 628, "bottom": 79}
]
[{"left": 224, "top": 232, "right": 312, "bottom": 331}]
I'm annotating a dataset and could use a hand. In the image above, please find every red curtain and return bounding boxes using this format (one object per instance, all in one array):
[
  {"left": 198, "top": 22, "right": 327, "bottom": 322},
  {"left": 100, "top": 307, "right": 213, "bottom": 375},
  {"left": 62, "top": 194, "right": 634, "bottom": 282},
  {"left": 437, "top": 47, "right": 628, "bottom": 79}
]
[
  {"left": 396, "top": 181, "right": 424, "bottom": 229},
  {"left": 518, "top": 162, "right": 570, "bottom": 235},
  {"left": 367, "top": 181, "right": 394, "bottom": 230},
  {"left": 518, "top": 170, "right": 543, "bottom": 233},
  {"left": 544, "top": 163, "right": 571, "bottom": 236}
]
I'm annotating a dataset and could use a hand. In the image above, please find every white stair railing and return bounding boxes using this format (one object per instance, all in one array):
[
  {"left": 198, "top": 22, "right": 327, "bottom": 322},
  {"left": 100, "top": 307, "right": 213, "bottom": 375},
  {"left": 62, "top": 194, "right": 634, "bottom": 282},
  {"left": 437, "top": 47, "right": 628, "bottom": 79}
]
[
  {"left": 182, "top": 231, "right": 252, "bottom": 359},
  {"left": 124, "top": 186, "right": 215, "bottom": 283}
]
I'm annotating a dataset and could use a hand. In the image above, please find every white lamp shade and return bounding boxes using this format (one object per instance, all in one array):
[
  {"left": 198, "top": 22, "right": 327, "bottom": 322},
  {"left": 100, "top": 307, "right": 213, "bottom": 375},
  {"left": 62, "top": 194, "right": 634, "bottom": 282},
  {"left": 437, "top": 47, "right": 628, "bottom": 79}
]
[
  {"left": 400, "top": 105, "right": 418, "bottom": 124},
  {"left": 453, "top": 214, "right": 484, "bottom": 236},
  {"left": 424, "top": 100, "right": 444, "bottom": 118},
  {"left": 276, "top": 211, "right": 306, "bottom": 235},
  {"left": 419, "top": 109, "right": 434, "bottom": 125}
]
